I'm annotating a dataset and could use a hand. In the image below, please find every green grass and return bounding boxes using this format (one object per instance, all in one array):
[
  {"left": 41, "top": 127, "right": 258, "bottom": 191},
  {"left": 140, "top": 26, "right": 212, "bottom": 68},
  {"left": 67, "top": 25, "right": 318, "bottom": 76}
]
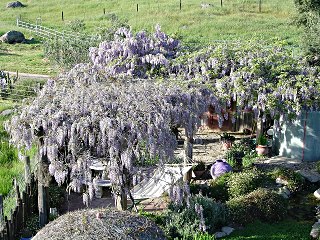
[
  {"left": 0, "top": 0, "right": 302, "bottom": 74},
  {"left": 223, "top": 220, "right": 312, "bottom": 240}
]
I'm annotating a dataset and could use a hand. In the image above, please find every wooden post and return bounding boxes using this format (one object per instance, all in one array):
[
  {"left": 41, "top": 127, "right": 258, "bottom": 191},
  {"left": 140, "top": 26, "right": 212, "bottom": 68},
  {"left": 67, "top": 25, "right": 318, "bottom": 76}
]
[
  {"left": 0, "top": 195, "right": 3, "bottom": 224},
  {"left": 136, "top": 4, "right": 138, "bottom": 12},
  {"left": 103, "top": 8, "right": 106, "bottom": 14},
  {"left": 259, "top": 0, "right": 262, "bottom": 12},
  {"left": 36, "top": 126, "right": 49, "bottom": 228},
  {"left": 62, "top": 11, "right": 64, "bottom": 21},
  {"left": 221, "top": 0, "right": 223, "bottom": 7},
  {"left": 24, "top": 156, "right": 31, "bottom": 184},
  {"left": 5, "top": 216, "right": 9, "bottom": 240},
  {"left": 180, "top": 0, "right": 181, "bottom": 10},
  {"left": 38, "top": 160, "right": 49, "bottom": 227}
]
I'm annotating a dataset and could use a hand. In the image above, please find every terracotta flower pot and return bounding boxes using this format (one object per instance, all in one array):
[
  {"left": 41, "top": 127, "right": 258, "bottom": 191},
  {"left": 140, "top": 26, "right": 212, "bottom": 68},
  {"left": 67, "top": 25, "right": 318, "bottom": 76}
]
[
  {"left": 222, "top": 140, "right": 233, "bottom": 150},
  {"left": 256, "top": 145, "right": 269, "bottom": 156}
]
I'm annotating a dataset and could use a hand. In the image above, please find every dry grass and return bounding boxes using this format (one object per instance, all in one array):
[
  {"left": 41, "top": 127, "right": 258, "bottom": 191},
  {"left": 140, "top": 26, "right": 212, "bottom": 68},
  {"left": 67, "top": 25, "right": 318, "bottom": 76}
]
[{"left": 33, "top": 208, "right": 166, "bottom": 240}]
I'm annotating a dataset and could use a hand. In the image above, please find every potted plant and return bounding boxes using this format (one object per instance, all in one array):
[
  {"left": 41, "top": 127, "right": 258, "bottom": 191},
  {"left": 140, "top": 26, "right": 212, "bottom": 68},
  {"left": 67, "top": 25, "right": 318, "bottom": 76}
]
[
  {"left": 220, "top": 132, "right": 236, "bottom": 150},
  {"left": 192, "top": 161, "right": 206, "bottom": 178},
  {"left": 256, "top": 134, "right": 269, "bottom": 156}
]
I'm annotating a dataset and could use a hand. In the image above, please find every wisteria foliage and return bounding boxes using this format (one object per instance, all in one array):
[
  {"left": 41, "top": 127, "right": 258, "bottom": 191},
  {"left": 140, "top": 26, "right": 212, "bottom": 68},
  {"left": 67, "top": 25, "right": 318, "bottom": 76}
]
[
  {"left": 6, "top": 25, "right": 320, "bottom": 203},
  {"left": 6, "top": 68, "right": 210, "bottom": 197}
]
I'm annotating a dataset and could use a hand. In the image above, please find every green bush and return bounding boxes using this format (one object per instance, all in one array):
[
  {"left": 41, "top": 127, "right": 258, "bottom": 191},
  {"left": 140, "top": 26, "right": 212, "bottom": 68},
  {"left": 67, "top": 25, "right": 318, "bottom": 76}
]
[
  {"left": 269, "top": 168, "right": 305, "bottom": 193},
  {"left": 242, "top": 151, "right": 258, "bottom": 168},
  {"left": 164, "top": 195, "right": 227, "bottom": 239},
  {"left": 227, "top": 188, "right": 288, "bottom": 224},
  {"left": 225, "top": 139, "right": 255, "bottom": 169},
  {"left": 207, "top": 173, "right": 231, "bottom": 202},
  {"left": 227, "top": 169, "right": 265, "bottom": 198},
  {"left": 192, "top": 232, "right": 215, "bottom": 240},
  {"left": 49, "top": 184, "right": 66, "bottom": 210}
]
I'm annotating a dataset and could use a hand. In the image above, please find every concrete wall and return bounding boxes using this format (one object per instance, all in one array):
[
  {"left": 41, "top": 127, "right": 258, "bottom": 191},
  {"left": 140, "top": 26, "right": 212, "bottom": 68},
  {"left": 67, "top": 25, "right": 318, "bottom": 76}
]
[{"left": 274, "top": 111, "right": 320, "bottom": 162}]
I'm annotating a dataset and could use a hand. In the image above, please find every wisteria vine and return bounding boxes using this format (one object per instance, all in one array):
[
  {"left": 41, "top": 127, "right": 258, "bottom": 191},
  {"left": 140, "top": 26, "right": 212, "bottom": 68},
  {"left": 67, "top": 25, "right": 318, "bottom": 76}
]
[{"left": 6, "top": 25, "right": 320, "bottom": 210}]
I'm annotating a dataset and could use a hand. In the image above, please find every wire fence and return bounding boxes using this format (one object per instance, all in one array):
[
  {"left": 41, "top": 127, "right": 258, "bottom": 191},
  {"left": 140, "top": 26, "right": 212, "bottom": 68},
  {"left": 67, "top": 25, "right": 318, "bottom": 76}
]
[{"left": 0, "top": 71, "right": 45, "bottom": 103}]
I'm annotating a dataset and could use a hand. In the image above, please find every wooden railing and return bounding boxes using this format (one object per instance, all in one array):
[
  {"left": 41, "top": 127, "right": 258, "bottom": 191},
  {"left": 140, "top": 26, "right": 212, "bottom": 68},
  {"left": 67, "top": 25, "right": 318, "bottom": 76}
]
[
  {"left": 16, "top": 18, "right": 86, "bottom": 41},
  {"left": 0, "top": 175, "right": 37, "bottom": 240}
]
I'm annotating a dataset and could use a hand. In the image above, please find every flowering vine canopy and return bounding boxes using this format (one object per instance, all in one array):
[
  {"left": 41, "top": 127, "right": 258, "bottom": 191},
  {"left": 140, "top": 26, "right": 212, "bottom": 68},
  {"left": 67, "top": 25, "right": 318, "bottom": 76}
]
[{"left": 6, "top": 25, "right": 320, "bottom": 200}]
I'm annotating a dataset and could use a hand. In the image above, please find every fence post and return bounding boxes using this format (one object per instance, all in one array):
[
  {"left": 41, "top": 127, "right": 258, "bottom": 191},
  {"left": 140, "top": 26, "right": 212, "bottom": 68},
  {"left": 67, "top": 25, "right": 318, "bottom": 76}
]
[
  {"left": 24, "top": 156, "right": 31, "bottom": 184},
  {"left": 180, "top": 0, "right": 181, "bottom": 10},
  {"left": 0, "top": 195, "right": 3, "bottom": 224},
  {"left": 259, "top": 0, "right": 262, "bottom": 12},
  {"left": 221, "top": 0, "right": 223, "bottom": 7},
  {"left": 37, "top": 127, "right": 49, "bottom": 228},
  {"left": 136, "top": 4, "right": 138, "bottom": 12},
  {"left": 62, "top": 11, "right": 64, "bottom": 21},
  {"left": 103, "top": 8, "right": 105, "bottom": 14}
]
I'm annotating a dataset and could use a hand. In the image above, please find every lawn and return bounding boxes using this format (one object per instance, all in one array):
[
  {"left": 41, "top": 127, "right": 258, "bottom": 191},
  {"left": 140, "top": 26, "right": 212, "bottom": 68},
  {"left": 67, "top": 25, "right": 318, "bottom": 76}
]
[
  {"left": 224, "top": 220, "right": 312, "bottom": 240},
  {"left": 0, "top": 0, "right": 302, "bottom": 74}
]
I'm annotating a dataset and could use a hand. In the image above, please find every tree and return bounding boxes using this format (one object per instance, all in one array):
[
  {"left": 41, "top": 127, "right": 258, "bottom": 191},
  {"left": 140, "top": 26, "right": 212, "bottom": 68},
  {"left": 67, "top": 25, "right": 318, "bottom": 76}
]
[
  {"left": 6, "top": 26, "right": 320, "bottom": 212},
  {"left": 294, "top": 0, "right": 320, "bottom": 65}
]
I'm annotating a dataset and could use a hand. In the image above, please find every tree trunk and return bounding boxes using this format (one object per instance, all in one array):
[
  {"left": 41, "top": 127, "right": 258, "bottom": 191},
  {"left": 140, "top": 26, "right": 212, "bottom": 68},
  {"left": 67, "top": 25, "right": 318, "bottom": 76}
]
[
  {"left": 116, "top": 188, "right": 127, "bottom": 211},
  {"left": 256, "top": 116, "right": 264, "bottom": 142},
  {"left": 184, "top": 136, "right": 193, "bottom": 164}
]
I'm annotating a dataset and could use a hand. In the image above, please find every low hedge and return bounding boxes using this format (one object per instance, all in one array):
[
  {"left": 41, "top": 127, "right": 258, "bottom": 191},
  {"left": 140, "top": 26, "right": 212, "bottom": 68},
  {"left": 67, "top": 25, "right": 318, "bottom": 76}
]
[{"left": 226, "top": 188, "right": 288, "bottom": 225}]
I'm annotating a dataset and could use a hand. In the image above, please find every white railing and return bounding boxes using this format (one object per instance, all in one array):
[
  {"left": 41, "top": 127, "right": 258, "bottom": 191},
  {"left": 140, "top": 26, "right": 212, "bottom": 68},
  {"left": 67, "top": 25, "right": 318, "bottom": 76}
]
[{"left": 16, "top": 18, "right": 87, "bottom": 41}]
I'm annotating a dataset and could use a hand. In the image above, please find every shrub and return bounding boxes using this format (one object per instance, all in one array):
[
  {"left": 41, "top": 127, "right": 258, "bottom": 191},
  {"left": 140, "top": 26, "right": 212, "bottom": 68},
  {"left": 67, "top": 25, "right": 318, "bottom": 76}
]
[
  {"left": 192, "top": 232, "right": 216, "bottom": 240},
  {"left": 226, "top": 188, "right": 288, "bottom": 224},
  {"left": 269, "top": 168, "right": 305, "bottom": 193},
  {"left": 164, "top": 195, "right": 227, "bottom": 239},
  {"left": 316, "top": 162, "right": 320, "bottom": 174},
  {"left": 227, "top": 168, "right": 265, "bottom": 198},
  {"left": 49, "top": 184, "right": 66, "bottom": 210},
  {"left": 207, "top": 173, "right": 231, "bottom": 202},
  {"left": 242, "top": 151, "right": 258, "bottom": 168}
]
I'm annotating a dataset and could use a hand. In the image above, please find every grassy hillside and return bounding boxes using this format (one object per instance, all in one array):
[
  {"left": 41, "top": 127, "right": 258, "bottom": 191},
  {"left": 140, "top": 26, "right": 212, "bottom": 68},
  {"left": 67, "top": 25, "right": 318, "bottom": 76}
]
[{"left": 0, "top": 0, "right": 302, "bottom": 74}]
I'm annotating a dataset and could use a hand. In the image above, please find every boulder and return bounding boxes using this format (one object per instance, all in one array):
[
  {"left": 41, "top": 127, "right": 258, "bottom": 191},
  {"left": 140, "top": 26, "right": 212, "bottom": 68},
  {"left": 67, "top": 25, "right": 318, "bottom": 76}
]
[
  {"left": 0, "top": 31, "right": 26, "bottom": 44},
  {"left": 214, "top": 232, "right": 227, "bottom": 238},
  {"left": 0, "top": 109, "right": 13, "bottom": 116},
  {"left": 221, "top": 226, "right": 234, "bottom": 235},
  {"left": 278, "top": 186, "right": 290, "bottom": 199},
  {"left": 276, "top": 177, "right": 289, "bottom": 186},
  {"left": 297, "top": 170, "right": 320, "bottom": 183},
  {"left": 6, "top": 1, "right": 24, "bottom": 8},
  {"left": 314, "top": 188, "right": 320, "bottom": 200},
  {"left": 310, "top": 222, "right": 320, "bottom": 239}
]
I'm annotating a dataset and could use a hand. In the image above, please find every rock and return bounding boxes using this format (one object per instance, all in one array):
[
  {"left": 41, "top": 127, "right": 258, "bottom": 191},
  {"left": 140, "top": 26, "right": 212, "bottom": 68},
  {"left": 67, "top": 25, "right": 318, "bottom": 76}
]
[
  {"left": 276, "top": 177, "right": 289, "bottom": 186},
  {"left": 278, "top": 186, "right": 290, "bottom": 199},
  {"left": 221, "top": 226, "right": 234, "bottom": 235},
  {"left": 310, "top": 222, "right": 320, "bottom": 238},
  {"left": 214, "top": 232, "right": 227, "bottom": 238},
  {"left": 201, "top": 3, "right": 212, "bottom": 8},
  {"left": 297, "top": 170, "right": 320, "bottom": 183},
  {"left": 0, "top": 31, "right": 26, "bottom": 44},
  {"left": 6, "top": 1, "right": 24, "bottom": 8},
  {"left": 0, "top": 109, "right": 13, "bottom": 116},
  {"left": 314, "top": 188, "right": 320, "bottom": 200},
  {"left": 194, "top": 138, "right": 203, "bottom": 144}
]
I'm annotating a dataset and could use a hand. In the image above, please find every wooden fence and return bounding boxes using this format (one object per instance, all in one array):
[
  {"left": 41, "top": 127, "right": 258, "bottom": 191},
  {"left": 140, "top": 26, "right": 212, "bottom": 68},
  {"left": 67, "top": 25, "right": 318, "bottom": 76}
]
[
  {"left": 16, "top": 18, "right": 86, "bottom": 41},
  {"left": 0, "top": 175, "right": 37, "bottom": 240}
]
